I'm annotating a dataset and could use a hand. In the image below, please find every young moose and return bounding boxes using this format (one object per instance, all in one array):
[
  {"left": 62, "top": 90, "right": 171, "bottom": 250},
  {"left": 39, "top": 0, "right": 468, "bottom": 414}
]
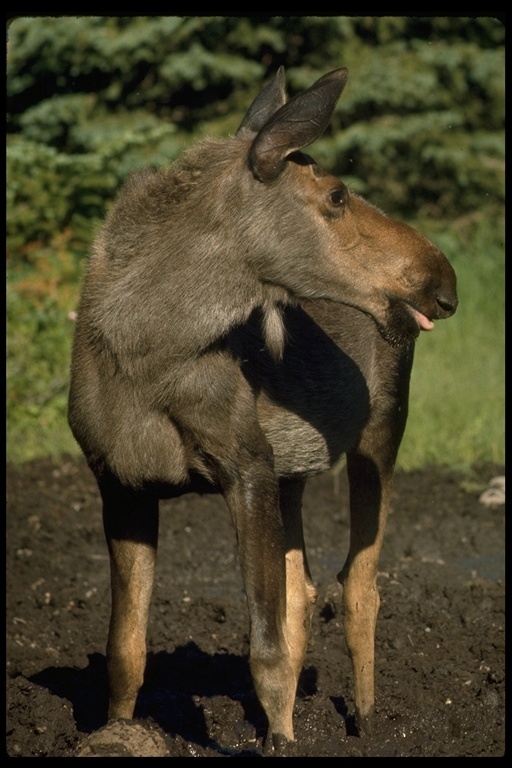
[{"left": 69, "top": 68, "right": 457, "bottom": 755}]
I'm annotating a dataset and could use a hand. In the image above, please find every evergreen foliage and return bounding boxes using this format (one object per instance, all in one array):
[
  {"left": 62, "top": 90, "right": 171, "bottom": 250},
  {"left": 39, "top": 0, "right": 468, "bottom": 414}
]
[
  {"left": 6, "top": 16, "right": 505, "bottom": 468},
  {"left": 7, "top": 15, "right": 504, "bottom": 255}
]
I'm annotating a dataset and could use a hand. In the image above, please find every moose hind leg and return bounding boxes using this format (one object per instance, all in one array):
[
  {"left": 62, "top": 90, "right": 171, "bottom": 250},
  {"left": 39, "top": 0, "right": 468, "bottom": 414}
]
[
  {"left": 338, "top": 452, "right": 393, "bottom": 733},
  {"left": 99, "top": 474, "right": 159, "bottom": 720},
  {"left": 280, "top": 477, "right": 318, "bottom": 685}
]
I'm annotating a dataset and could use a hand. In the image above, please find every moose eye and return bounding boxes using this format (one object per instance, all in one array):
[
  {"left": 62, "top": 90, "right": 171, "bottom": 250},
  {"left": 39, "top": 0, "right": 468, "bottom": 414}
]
[{"left": 329, "top": 188, "right": 347, "bottom": 207}]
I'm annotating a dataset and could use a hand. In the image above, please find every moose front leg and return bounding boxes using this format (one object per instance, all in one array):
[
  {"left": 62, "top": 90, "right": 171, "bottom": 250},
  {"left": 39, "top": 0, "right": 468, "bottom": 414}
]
[
  {"left": 338, "top": 451, "right": 394, "bottom": 734},
  {"left": 220, "top": 454, "right": 297, "bottom": 754},
  {"left": 99, "top": 474, "right": 159, "bottom": 721}
]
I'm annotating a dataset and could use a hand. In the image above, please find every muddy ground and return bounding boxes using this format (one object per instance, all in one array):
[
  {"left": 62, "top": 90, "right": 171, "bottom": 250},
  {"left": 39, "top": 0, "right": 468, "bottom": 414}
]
[{"left": 6, "top": 456, "right": 505, "bottom": 757}]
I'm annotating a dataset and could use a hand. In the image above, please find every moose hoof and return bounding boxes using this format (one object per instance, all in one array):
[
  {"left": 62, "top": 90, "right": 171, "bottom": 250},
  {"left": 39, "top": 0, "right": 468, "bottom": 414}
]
[
  {"left": 355, "top": 708, "right": 376, "bottom": 738},
  {"left": 263, "top": 732, "right": 297, "bottom": 756}
]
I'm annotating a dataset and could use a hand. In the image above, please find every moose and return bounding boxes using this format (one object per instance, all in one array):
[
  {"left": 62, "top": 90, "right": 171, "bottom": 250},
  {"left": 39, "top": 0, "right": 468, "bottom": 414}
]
[{"left": 68, "top": 67, "right": 457, "bottom": 755}]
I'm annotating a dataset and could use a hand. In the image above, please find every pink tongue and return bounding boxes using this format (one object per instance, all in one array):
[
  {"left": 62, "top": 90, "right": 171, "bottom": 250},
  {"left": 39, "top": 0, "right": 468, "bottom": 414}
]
[{"left": 413, "top": 309, "right": 435, "bottom": 331}]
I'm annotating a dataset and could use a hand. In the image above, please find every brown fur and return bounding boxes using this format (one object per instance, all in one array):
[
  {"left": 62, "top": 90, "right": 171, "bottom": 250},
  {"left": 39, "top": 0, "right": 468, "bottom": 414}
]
[{"left": 68, "top": 68, "right": 457, "bottom": 754}]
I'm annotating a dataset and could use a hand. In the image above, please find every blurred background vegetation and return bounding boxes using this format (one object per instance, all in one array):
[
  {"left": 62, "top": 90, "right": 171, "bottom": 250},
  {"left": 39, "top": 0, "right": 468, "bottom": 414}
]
[{"left": 6, "top": 15, "right": 505, "bottom": 471}]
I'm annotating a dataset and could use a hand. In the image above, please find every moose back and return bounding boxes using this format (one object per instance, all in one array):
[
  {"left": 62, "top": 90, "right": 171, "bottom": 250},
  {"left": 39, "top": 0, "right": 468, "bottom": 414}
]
[{"left": 68, "top": 67, "right": 457, "bottom": 754}]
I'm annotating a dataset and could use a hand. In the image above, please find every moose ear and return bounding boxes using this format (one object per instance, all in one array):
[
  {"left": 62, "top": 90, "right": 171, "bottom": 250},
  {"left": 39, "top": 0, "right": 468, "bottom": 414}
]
[
  {"left": 236, "top": 67, "right": 287, "bottom": 136},
  {"left": 248, "top": 68, "right": 349, "bottom": 182}
]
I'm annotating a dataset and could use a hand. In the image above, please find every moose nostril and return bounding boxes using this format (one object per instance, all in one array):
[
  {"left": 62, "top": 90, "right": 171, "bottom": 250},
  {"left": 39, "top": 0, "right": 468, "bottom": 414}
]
[{"left": 436, "top": 294, "right": 458, "bottom": 316}]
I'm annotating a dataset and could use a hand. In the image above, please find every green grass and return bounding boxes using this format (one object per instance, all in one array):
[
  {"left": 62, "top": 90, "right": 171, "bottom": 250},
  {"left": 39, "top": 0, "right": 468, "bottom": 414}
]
[
  {"left": 6, "top": 233, "right": 85, "bottom": 463},
  {"left": 6, "top": 211, "right": 504, "bottom": 471},
  {"left": 397, "top": 211, "right": 505, "bottom": 471}
]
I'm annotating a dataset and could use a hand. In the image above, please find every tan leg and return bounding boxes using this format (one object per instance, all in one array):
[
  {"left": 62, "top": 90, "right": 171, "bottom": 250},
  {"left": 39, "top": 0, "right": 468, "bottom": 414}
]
[
  {"left": 280, "top": 477, "right": 318, "bottom": 683},
  {"left": 338, "top": 451, "right": 393, "bottom": 731},
  {"left": 100, "top": 475, "right": 158, "bottom": 720}
]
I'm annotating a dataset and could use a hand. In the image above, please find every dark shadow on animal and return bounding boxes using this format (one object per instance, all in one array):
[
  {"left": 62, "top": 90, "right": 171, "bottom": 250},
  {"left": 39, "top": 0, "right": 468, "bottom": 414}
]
[{"left": 67, "top": 65, "right": 458, "bottom": 754}]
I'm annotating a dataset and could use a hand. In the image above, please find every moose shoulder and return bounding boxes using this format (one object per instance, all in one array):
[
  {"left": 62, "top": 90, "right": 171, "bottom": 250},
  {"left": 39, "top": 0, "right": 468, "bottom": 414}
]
[{"left": 68, "top": 67, "right": 457, "bottom": 755}]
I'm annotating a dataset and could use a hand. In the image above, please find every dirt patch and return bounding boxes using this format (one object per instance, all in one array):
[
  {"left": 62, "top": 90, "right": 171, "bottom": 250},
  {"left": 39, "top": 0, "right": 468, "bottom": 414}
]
[{"left": 6, "top": 456, "right": 505, "bottom": 757}]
